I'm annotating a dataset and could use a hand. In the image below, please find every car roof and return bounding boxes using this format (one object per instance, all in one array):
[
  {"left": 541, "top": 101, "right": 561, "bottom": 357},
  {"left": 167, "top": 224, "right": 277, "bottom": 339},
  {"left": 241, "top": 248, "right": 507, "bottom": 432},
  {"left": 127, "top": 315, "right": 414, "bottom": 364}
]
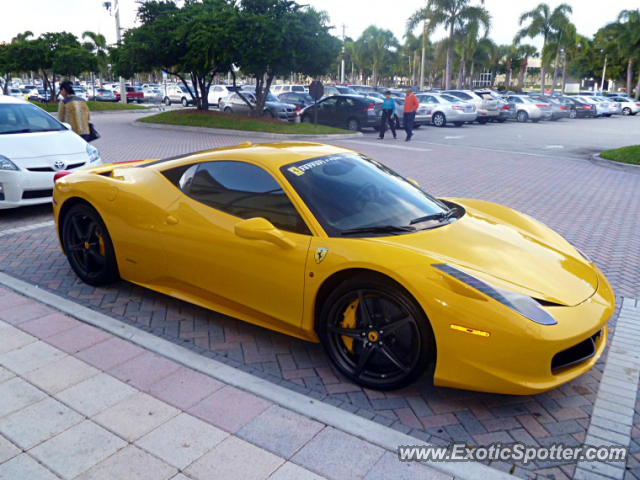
[
  {"left": 145, "top": 142, "right": 355, "bottom": 171},
  {"left": 0, "top": 96, "right": 28, "bottom": 104}
]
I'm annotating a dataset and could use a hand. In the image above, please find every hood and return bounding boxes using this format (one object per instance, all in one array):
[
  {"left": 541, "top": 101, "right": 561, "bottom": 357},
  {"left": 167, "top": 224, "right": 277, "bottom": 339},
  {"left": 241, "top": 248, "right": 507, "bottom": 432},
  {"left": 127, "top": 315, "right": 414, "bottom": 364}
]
[
  {"left": 1, "top": 130, "right": 86, "bottom": 159},
  {"left": 372, "top": 199, "right": 597, "bottom": 307}
]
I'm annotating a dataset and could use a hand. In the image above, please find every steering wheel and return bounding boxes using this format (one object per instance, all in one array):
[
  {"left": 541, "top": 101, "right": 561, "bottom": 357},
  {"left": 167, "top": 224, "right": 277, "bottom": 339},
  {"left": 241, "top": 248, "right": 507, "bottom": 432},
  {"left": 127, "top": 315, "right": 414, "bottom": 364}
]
[{"left": 355, "top": 182, "right": 380, "bottom": 208}]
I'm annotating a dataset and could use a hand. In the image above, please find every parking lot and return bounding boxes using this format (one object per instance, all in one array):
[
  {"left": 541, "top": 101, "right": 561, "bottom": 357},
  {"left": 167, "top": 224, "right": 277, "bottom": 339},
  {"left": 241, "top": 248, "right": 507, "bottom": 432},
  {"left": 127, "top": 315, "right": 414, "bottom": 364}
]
[{"left": 1, "top": 110, "right": 639, "bottom": 478}]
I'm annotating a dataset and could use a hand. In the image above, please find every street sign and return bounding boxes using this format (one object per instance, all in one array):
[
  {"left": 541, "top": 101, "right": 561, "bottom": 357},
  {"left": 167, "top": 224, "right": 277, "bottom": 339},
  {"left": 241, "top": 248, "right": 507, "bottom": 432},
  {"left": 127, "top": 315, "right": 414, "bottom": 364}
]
[
  {"left": 308, "top": 81, "right": 324, "bottom": 130},
  {"left": 309, "top": 81, "right": 324, "bottom": 101}
]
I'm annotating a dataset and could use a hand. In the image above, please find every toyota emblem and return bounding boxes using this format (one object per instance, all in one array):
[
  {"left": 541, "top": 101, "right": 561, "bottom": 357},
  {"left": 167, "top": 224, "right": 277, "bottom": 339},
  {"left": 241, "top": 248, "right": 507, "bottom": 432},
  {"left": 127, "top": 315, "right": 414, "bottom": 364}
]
[{"left": 53, "top": 161, "right": 65, "bottom": 170}]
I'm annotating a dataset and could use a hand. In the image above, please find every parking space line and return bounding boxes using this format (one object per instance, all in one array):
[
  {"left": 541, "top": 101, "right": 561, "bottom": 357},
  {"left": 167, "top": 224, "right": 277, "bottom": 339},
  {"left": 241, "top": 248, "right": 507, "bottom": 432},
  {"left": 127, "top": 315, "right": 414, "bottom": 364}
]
[
  {"left": 341, "top": 140, "right": 432, "bottom": 152},
  {"left": 0, "top": 221, "right": 55, "bottom": 237}
]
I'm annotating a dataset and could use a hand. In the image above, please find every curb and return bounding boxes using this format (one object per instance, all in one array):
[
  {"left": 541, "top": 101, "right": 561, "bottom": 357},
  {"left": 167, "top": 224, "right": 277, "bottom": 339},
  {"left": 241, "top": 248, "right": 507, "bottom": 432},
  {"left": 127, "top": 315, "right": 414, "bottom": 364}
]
[
  {"left": 131, "top": 119, "right": 363, "bottom": 140},
  {"left": 0, "top": 272, "right": 511, "bottom": 480},
  {"left": 91, "top": 107, "right": 163, "bottom": 115},
  {"left": 590, "top": 154, "right": 640, "bottom": 173}
]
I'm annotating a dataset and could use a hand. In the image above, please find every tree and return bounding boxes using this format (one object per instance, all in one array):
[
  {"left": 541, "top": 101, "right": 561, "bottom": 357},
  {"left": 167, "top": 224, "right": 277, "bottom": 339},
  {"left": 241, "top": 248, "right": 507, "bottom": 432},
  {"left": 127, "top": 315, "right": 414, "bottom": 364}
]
[
  {"left": 359, "top": 26, "right": 398, "bottom": 88},
  {"left": 516, "top": 3, "right": 572, "bottom": 93},
  {"left": 515, "top": 44, "right": 538, "bottom": 92},
  {"left": 406, "top": 6, "right": 435, "bottom": 89},
  {"left": 409, "top": 0, "right": 490, "bottom": 90},
  {"left": 0, "top": 43, "right": 17, "bottom": 95},
  {"left": 83, "top": 31, "right": 109, "bottom": 87},
  {"left": 611, "top": 10, "right": 640, "bottom": 98},
  {"left": 544, "top": 22, "right": 576, "bottom": 94}
]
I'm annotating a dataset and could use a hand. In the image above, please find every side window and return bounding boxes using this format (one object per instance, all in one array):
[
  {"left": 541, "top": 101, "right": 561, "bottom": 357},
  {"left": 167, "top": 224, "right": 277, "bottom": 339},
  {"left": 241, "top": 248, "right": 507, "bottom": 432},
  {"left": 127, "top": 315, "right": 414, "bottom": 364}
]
[
  {"left": 320, "top": 97, "right": 338, "bottom": 108},
  {"left": 337, "top": 98, "right": 356, "bottom": 108},
  {"left": 181, "top": 161, "right": 310, "bottom": 235}
]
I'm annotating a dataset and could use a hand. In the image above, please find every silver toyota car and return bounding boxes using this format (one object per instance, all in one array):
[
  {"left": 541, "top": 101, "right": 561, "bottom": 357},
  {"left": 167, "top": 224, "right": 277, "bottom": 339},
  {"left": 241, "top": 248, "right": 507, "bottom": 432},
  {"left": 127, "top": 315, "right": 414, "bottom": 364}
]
[{"left": 416, "top": 93, "right": 477, "bottom": 127}]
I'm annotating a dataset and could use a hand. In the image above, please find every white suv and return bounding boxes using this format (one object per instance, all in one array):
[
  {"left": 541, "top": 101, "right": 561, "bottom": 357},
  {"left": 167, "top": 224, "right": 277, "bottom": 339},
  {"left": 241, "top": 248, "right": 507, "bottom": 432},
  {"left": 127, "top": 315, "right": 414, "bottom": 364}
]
[
  {"left": 271, "top": 85, "right": 307, "bottom": 95},
  {"left": 443, "top": 90, "right": 500, "bottom": 124},
  {"left": 207, "top": 85, "right": 238, "bottom": 107},
  {"left": 163, "top": 85, "right": 195, "bottom": 107}
]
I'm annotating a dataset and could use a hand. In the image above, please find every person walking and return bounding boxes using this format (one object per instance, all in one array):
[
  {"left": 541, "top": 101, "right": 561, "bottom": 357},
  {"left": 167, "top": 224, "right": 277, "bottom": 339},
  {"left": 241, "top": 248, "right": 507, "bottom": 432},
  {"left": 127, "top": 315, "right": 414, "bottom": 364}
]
[
  {"left": 403, "top": 88, "right": 419, "bottom": 142},
  {"left": 378, "top": 91, "right": 397, "bottom": 140},
  {"left": 58, "top": 81, "right": 91, "bottom": 141}
]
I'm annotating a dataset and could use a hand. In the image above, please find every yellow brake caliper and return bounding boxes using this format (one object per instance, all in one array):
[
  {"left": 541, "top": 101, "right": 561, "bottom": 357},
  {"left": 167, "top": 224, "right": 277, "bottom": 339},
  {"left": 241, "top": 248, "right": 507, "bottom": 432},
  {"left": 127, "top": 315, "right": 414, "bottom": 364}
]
[
  {"left": 98, "top": 234, "right": 106, "bottom": 257},
  {"left": 341, "top": 299, "right": 359, "bottom": 354}
]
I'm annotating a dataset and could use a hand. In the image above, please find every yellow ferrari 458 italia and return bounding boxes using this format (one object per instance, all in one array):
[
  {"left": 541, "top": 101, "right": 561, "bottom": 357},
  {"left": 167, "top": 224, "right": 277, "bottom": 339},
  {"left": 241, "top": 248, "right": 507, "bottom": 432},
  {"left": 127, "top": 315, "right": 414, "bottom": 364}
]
[{"left": 52, "top": 142, "right": 614, "bottom": 394}]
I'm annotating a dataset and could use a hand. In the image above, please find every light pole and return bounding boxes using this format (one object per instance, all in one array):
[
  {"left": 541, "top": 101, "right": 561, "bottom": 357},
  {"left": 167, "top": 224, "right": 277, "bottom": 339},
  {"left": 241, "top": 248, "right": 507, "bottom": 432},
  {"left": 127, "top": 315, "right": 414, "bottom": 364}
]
[
  {"left": 340, "top": 24, "right": 346, "bottom": 84},
  {"left": 420, "top": 19, "right": 427, "bottom": 90},
  {"left": 600, "top": 54, "right": 607, "bottom": 92},
  {"left": 104, "top": 1, "right": 127, "bottom": 104}
]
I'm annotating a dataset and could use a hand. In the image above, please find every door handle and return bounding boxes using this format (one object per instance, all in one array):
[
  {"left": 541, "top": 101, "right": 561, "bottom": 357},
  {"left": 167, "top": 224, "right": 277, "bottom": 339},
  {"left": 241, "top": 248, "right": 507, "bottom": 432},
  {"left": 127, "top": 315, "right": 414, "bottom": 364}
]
[{"left": 165, "top": 215, "right": 179, "bottom": 225}]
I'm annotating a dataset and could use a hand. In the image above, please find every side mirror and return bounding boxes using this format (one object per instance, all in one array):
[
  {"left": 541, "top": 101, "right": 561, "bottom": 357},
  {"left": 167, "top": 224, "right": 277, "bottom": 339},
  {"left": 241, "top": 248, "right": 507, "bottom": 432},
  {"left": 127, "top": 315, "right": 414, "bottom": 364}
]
[
  {"left": 234, "top": 217, "right": 295, "bottom": 249},
  {"left": 406, "top": 177, "right": 420, "bottom": 187}
]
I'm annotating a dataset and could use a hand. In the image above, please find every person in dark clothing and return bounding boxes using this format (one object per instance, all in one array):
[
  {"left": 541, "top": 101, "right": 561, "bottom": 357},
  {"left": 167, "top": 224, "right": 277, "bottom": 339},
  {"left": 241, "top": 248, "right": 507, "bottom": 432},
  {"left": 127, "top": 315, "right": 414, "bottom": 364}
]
[
  {"left": 378, "top": 91, "right": 397, "bottom": 140},
  {"left": 403, "top": 88, "right": 419, "bottom": 142}
]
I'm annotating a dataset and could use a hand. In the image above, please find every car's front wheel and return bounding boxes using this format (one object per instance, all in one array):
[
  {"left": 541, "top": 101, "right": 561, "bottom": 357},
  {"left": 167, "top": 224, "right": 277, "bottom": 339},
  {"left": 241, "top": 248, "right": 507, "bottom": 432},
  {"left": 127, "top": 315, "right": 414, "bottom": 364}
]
[
  {"left": 61, "top": 203, "right": 119, "bottom": 287},
  {"left": 164, "top": 97, "right": 171, "bottom": 106},
  {"left": 318, "top": 276, "right": 435, "bottom": 390},
  {"left": 517, "top": 111, "right": 529, "bottom": 123},
  {"left": 569, "top": 109, "right": 577, "bottom": 119},
  {"left": 224, "top": 107, "right": 233, "bottom": 114},
  {"left": 347, "top": 117, "right": 361, "bottom": 131},
  {"left": 432, "top": 112, "right": 446, "bottom": 127},
  {"left": 622, "top": 107, "right": 631, "bottom": 116},
  {"left": 181, "top": 97, "right": 188, "bottom": 107}
]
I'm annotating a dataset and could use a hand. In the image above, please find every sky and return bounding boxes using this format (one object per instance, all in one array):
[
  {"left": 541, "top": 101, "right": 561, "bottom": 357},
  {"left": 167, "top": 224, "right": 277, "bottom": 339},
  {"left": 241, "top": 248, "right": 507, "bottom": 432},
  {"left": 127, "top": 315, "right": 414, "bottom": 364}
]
[{"left": 0, "top": 0, "right": 636, "bottom": 51}]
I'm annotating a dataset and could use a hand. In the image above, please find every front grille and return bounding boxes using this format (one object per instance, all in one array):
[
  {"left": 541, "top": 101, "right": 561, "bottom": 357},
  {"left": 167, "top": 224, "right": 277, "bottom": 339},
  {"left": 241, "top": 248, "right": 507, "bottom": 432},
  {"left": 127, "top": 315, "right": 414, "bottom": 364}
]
[
  {"left": 22, "top": 189, "right": 53, "bottom": 199},
  {"left": 551, "top": 330, "right": 602, "bottom": 372},
  {"left": 27, "top": 162, "right": 85, "bottom": 173}
]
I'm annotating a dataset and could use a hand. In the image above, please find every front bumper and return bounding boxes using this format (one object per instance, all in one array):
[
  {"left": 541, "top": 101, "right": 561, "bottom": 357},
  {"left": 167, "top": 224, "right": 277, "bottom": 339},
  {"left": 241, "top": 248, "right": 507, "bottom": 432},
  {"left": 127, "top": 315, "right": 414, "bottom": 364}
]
[
  {"left": 430, "top": 265, "right": 614, "bottom": 395},
  {"left": 552, "top": 110, "right": 570, "bottom": 119},
  {"left": 0, "top": 153, "right": 96, "bottom": 209}
]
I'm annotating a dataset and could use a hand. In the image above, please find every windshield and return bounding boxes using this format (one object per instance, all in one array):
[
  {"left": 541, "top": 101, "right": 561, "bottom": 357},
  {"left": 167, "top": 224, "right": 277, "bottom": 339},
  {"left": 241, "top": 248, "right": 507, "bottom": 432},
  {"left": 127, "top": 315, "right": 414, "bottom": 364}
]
[
  {"left": 337, "top": 87, "right": 357, "bottom": 94},
  {"left": 440, "top": 94, "right": 462, "bottom": 103},
  {"left": 0, "top": 103, "right": 64, "bottom": 134},
  {"left": 292, "top": 86, "right": 305, "bottom": 92},
  {"left": 281, "top": 153, "right": 450, "bottom": 237}
]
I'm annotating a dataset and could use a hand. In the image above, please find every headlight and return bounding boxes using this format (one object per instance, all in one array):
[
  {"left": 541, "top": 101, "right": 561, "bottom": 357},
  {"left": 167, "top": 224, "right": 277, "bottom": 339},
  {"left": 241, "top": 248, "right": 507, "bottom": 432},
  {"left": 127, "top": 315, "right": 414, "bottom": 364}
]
[
  {"left": 86, "top": 144, "right": 101, "bottom": 163},
  {"left": 433, "top": 264, "right": 557, "bottom": 325},
  {"left": 0, "top": 155, "right": 19, "bottom": 171}
]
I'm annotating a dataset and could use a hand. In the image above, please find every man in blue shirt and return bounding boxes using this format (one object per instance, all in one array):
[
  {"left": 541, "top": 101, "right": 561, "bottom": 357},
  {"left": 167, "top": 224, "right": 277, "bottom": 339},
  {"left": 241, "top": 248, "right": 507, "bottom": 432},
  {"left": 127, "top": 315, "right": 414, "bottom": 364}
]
[{"left": 378, "top": 91, "right": 397, "bottom": 140}]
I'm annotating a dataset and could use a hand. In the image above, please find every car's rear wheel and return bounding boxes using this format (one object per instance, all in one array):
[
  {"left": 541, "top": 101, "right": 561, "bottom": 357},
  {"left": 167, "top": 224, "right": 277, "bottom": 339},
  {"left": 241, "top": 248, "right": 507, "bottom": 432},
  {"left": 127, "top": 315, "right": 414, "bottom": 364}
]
[
  {"left": 61, "top": 203, "right": 119, "bottom": 287},
  {"left": 263, "top": 110, "right": 274, "bottom": 118},
  {"left": 181, "top": 97, "right": 188, "bottom": 107},
  {"left": 164, "top": 97, "right": 171, "bottom": 106},
  {"left": 318, "top": 276, "right": 435, "bottom": 390},
  {"left": 432, "top": 112, "right": 446, "bottom": 127},
  {"left": 347, "top": 117, "right": 361, "bottom": 131},
  {"left": 569, "top": 109, "right": 577, "bottom": 119},
  {"left": 496, "top": 118, "right": 507, "bottom": 123},
  {"left": 224, "top": 107, "right": 233, "bottom": 114},
  {"left": 622, "top": 108, "right": 631, "bottom": 116},
  {"left": 517, "top": 111, "right": 529, "bottom": 123},
  {"left": 531, "top": 118, "right": 540, "bottom": 123}
]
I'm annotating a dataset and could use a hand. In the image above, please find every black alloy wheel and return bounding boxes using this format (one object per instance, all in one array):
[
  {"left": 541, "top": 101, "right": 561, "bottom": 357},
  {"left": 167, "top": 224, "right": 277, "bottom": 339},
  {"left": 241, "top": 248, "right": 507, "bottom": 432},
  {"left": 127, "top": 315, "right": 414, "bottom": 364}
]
[
  {"left": 318, "top": 276, "right": 435, "bottom": 390},
  {"left": 62, "top": 204, "right": 119, "bottom": 286}
]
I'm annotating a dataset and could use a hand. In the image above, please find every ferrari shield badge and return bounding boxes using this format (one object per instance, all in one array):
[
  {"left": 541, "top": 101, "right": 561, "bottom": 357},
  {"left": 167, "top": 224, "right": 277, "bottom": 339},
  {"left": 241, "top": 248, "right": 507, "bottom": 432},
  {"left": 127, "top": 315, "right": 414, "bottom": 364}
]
[{"left": 314, "top": 247, "right": 328, "bottom": 264}]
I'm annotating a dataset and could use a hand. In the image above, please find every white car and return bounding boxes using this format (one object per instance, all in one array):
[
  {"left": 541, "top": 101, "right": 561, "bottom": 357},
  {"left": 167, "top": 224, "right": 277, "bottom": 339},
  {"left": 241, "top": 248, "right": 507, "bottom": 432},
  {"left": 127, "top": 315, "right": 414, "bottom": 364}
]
[
  {"left": 207, "top": 85, "right": 238, "bottom": 107},
  {"left": 271, "top": 84, "right": 307, "bottom": 95},
  {"left": 142, "top": 87, "right": 163, "bottom": 103},
  {"left": 0, "top": 97, "right": 102, "bottom": 209},
  {"left": 575, "top": 96, "right": 608, "bottom": 117},
  {"left": 8, "top": 88, "right": 24, "bottom": 99},
  {"left": 416, "top": 93, "right": 477, "bottom": 127},
  {"left": 611, "top": 97, "right": 640, "bottom": 116}
]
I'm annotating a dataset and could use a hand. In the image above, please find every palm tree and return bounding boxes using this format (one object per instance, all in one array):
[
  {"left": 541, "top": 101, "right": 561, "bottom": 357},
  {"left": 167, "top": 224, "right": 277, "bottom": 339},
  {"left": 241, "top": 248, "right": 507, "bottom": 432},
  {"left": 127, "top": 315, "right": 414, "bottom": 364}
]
[
  {"left": 82, "top": 31, "right": 108, "bottom": 88},
  {"left": 502, "top": 44, "right": 518, "bottom": 89},
  {"left": 614, "top": 10, "right": 640, "bottom": 98},
  {"left": 516, "top": 3, "right": 572, "bottom": 93},
  {"left": 11, "top": 31, "right": 33, "bottom": 42},
  {"left": 544, "top": 22, "right": 576, "bottom": 95},
  {"left": 561, "top": 34, "right": 583, "bottom": 93},
  {"left": 515, "top": 44, "right": 538, "bottom": 92},
  {"left": 406, "top": 5, "right": 434, "bottom": 90},
  {"left": 408, "top": 0, "right": 490, "bottom": 90},
  {"left": 360, "top": 26, "right": 398, "bottom": 88}
]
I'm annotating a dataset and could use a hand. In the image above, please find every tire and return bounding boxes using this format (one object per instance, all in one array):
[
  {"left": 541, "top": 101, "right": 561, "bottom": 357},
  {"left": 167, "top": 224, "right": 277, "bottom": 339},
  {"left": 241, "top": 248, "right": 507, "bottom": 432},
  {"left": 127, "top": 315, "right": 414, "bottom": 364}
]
[
  {"left": 453, "top": 122, "right": 464, "bottom": 127},
  {"left": 263, "top": 110, "right": 274, "bottom": 118},
  {"left": 477, "top": 118, "right": 488, "bottom": 124},
  {"left": 569, "top": 109, "right": 577, "bottom": 119},
  {"left": 137, "top": 100, "right": 142, "bottom": 104},
  {"left": 414, "top": 125, "right": 421, "bottom": 129},
  {"left": 517, "top": 110, "right": 529, "bottom": 123},
  {"left": 347, "top": 117, "right": 361, "bottom": 131},
  {"left": 432, "top": 112, "right": 446, "bottom": 127},
  {"left": 302, "top": 115, "right": 312, "bottom": 123},
  {"left": 61, "top": 203, "right": 119, "bottom": 287},
  {"left": 224, "top": 107, "right": 233, "bottom": 114},
  {"left": 317, "top": 275, "right": 435, "bottom": 390},
  {"left": 164, "top": 97, "right": 171, "bottom": 106},
  {"left": 605, "top": 114, "right": 612, "bottom": 117},
  {"left": 531, "top": 118, "right": 540, "bottom": 123},
  {"left": 622, "top": 107, "right": 631, "bottom": 116},
  {"left": 496, "top": 118, "right": 507, "bottom": 123},
  {"left": 181, "top": 97, "right": 188, "bottom": 107}
]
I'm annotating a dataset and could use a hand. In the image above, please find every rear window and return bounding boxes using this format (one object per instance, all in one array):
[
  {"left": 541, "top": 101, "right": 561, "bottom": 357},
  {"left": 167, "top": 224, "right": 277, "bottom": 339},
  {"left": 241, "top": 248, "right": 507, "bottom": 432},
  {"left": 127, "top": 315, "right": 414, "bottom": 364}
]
[
  {"left": 292, "top": 86, "right": 305, "bottom": 92},
  {"left": 476, "top": 92, "right": 493, "bottom": 100}
]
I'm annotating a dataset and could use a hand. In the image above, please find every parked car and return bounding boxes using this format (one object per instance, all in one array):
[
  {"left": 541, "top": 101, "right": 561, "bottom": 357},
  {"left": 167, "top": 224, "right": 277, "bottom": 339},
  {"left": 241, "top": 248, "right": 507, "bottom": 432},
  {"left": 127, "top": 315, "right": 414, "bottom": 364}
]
[
  {"left": 444, "top": 90, "right": 499, "bottom": 124},
  {"left": 505, "top": 95, "right": 552, "bottom": 122},
  {"left": 416, "top": 93, "right": 478, "bottom": 127},
  {"left": 556, "top": 96, "right": 597, "bottom": 118},
  {"left": 485, "top": 92, "right": 512, "bottom": 122},
  {"left": 336, "top": 86, "right": 358, "bottom": 95},
  {"left": 90, "top": 88, "right": 117, "bottom": 102},
  {"left": 115, "top": 86, "right": 145, "bottom": 104},
  {"left": 8, "top": 88, "right": 24, "bottom": 100},
  {"left": 207, "top": 85, "right": 240, "bottom": 107},
  {"left": 271, "top": 84, "right": 307, "bottom": 95},
  {"left": 351, "top": 85, "right": 376, "bottom": 94},
  {"left": 220, "top": 92, "right": 296, "bottom": 121},
  {"left": 277, "top": 92, "right": 316, "bottom": 110},
  {"left": 591, "top": 97, "right": 621, "bottom": 115},
  {"left": 142, "top": 87, "right": 163, "bottom": 103},
  {"left": 606, "top": 92, "right": 627, "bottom": 98},
  {"left": 362, "top": 92, "right": 386, "bottom": 100},
  {"left": 0, "top": 96, "right": 102, "bottom": 209},
  {"left": 610, "top": 97, "right": 640, "bottom": 116},
  {"left": 389, "top": 98, "right": 430, "bottom": 129},
  {"left": 163, "top": 85, "right": 194, "bottom": 107},
  {"left": 529, "top": 95, "right": 570, "bottom": 120},
  {"left": 574, "top": 96, "right": 608, "bottom": 117},
  {"left": 322, "top": 85, "right": 341, "bottom": 97},
  {"left": 300, "top": 95, "right": 383, "bottom": 131}
]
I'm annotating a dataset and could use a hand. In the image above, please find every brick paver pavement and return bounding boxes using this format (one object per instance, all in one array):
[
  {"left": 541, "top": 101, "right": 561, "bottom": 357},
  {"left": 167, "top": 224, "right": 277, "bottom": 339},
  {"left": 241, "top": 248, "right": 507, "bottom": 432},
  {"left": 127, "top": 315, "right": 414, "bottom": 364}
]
[
  {"left": 0, "top": 286, "right": 452, "bottom": 480},
  {"left": 1, "top": 113, "right": 638, "bottom": 478}
]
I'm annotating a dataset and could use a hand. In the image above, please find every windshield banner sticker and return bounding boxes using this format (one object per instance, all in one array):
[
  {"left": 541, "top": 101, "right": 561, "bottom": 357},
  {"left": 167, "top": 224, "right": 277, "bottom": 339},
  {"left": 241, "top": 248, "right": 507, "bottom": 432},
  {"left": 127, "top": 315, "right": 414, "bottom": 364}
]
[{"left": 287, "top": 154, "right": 347, "bottom": 176}]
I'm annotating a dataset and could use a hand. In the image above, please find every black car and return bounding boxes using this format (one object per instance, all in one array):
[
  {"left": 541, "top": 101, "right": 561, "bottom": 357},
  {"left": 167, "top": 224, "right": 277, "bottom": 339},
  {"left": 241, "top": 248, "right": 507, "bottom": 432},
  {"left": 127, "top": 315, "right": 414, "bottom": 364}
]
[
  {"left": 300, "top": 95, "right": 383, "bottom": 131},
  {"left": 277, "top": 92, "right": 316, "bottom": 110},
  {"left": 556, "top": 96, "right": 597, "bottom": 119}
]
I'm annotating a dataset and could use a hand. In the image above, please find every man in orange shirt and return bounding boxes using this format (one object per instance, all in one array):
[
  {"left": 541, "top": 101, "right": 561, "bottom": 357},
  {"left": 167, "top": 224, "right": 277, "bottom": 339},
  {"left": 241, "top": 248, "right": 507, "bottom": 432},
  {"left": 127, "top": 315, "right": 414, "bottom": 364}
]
[{"left": 403, "top": 88, "right": 419, "bottom": 142}]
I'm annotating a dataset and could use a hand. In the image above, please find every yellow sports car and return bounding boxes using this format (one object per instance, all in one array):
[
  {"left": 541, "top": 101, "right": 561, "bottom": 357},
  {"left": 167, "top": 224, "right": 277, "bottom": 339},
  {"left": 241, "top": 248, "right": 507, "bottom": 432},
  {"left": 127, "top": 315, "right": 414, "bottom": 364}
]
[{"left": 52, "top": 143, "right": 614, "bottom": 394}]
